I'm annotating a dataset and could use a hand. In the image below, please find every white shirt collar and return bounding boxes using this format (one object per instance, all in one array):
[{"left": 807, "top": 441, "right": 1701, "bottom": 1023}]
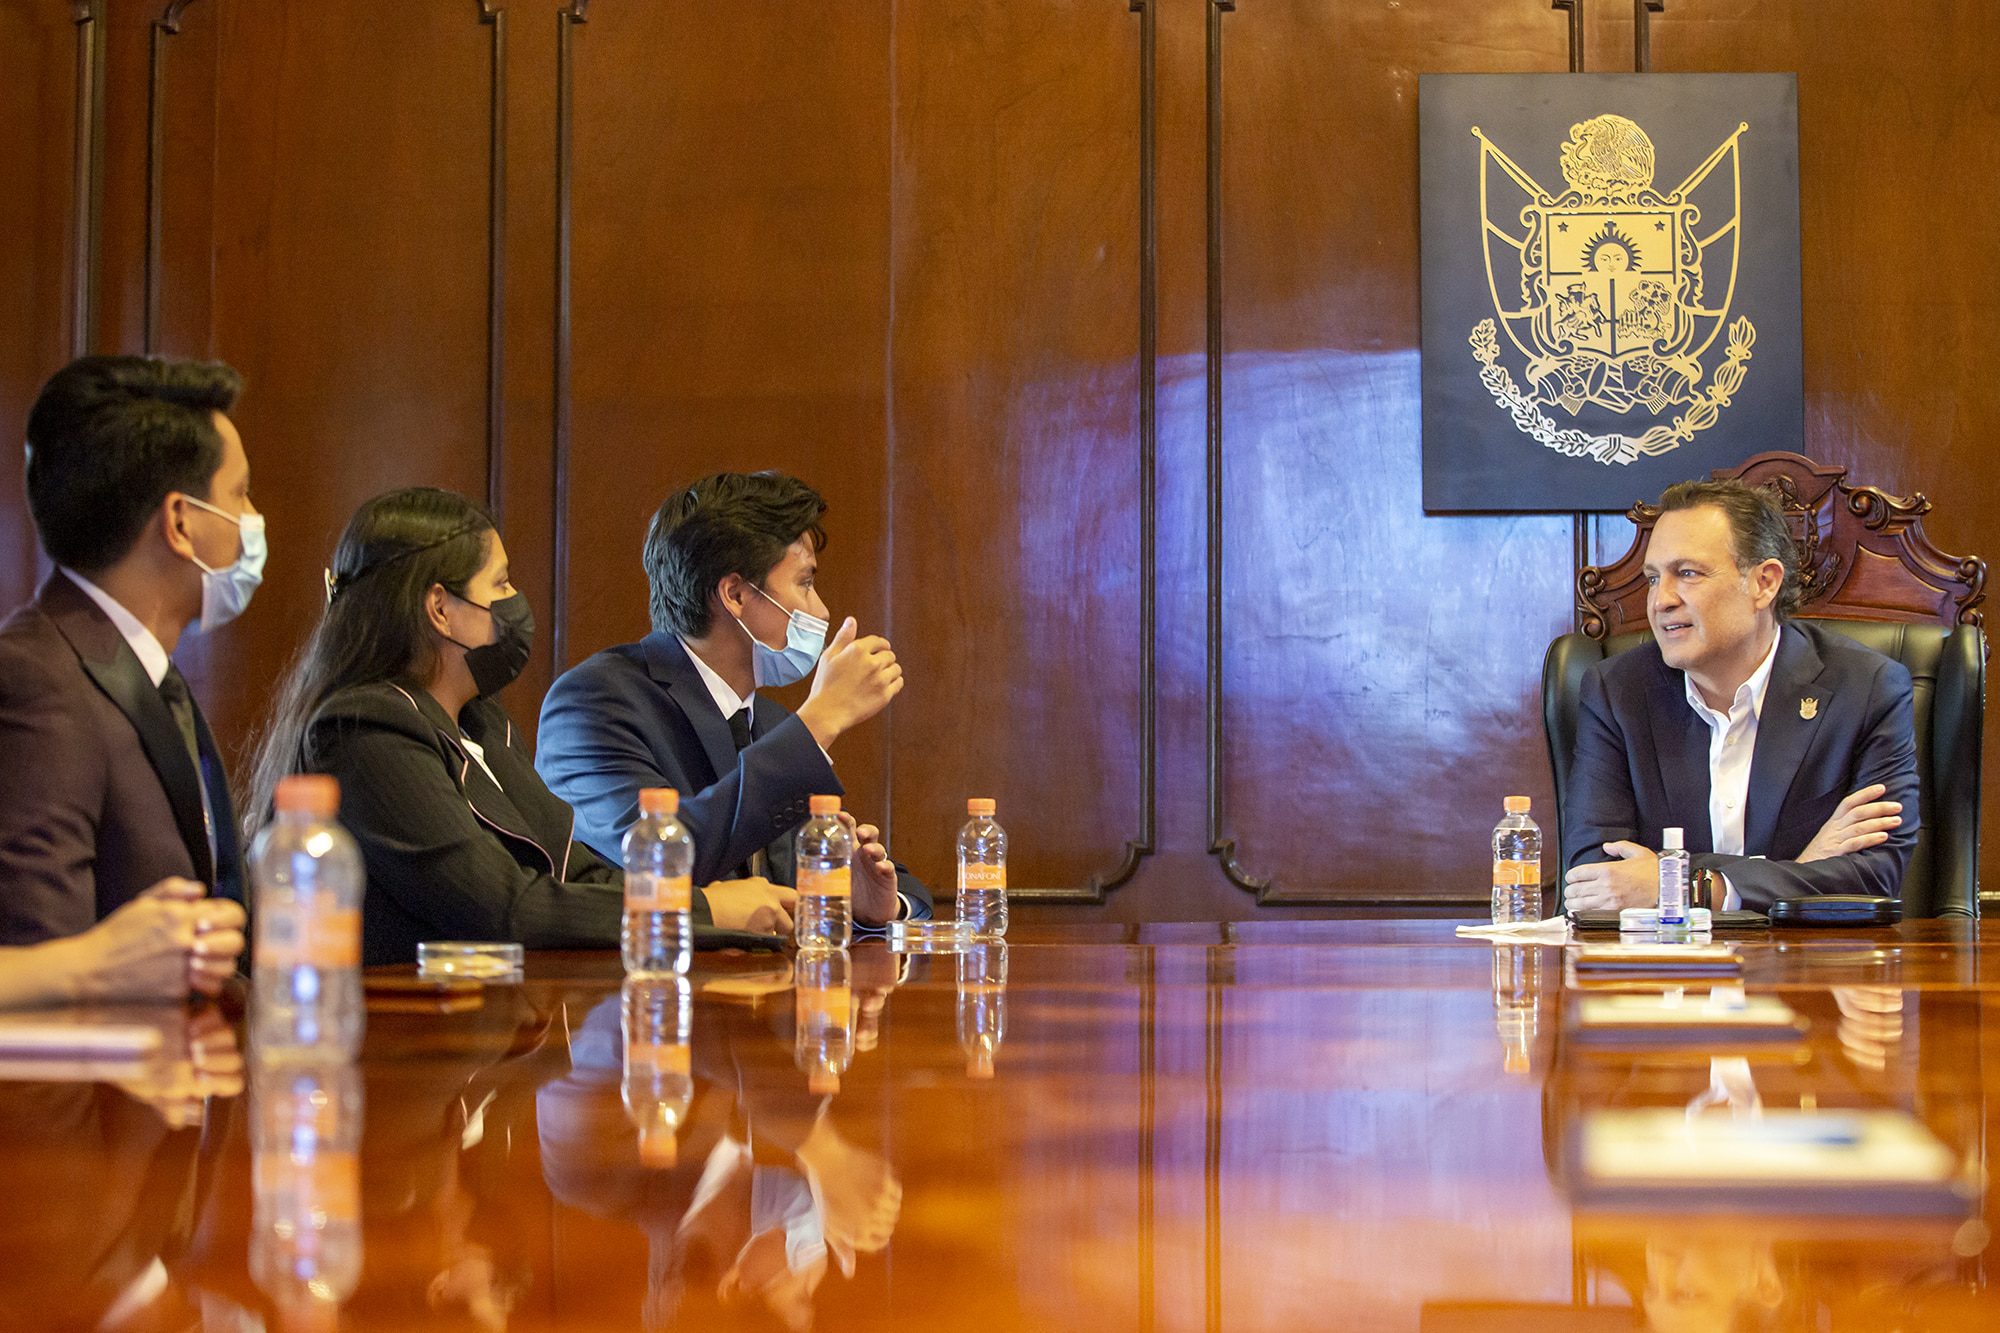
[
  {"left": 679, "top": 637, "right": 753, "bottom": 724},
  {"left": 1683, "top": 622, "right": 1783, "bottom": 728},
  {"left": 62, "top": 567, "right": 171, "bottom": 687}
]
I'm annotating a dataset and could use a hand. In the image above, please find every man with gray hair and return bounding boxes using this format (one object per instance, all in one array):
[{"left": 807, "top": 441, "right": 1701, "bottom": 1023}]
[{"left": 1562, "top": 478, "right": 1919, "bottom": 910}]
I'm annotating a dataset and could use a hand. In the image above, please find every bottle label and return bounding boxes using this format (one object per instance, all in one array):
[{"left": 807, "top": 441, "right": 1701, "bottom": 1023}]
[
  {"left": 626, "top": 1042, "right": 692, "bottom": 1076},
  {"left": 960, "top": 862, "right": 1006, "bottom": 892},
  {"left": 257, "top": 907, "right": 361, "bottom": 970},
  {"left": 798, "top": 865, "right": 851, "bottom": 899},
  {"left": 1491, "top": 859, "right": 1540, "bottom": 887},
  {"left": 797, "top": 986, "right": 853, "bottom": 1027},
  {"left": 626, "top": 874, "right": 692, "bottom": 913}
]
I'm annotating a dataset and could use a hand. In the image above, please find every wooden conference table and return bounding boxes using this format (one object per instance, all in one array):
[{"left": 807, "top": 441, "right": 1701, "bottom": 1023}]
[{"left": 0, "top": 919, "right": 1996, "bottom": 1330}]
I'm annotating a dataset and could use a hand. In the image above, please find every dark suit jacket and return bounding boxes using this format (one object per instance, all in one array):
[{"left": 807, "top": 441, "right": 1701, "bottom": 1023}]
[
  {"left": 536, "top": 632, "right": 932, "bottom": 917},
  {"left": 304, "top": 681, "right": 732, "bottom": 966},
  {"left": 1563, "top": 620, "right": 1920, "bottom": 908},
  {"left": 0, "top": 574, "right": 241, "bottom": 944}
]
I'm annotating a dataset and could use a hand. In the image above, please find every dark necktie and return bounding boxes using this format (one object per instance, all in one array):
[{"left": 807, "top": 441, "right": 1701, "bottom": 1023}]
[
  {"left": 158, "top": 666, "right": 201, "bottom": 769},
  {"left": 727, "top": 707, "right": 772, "bottom": 879},
  {"left": 157, "top": 666, "right": 218, "bottom": 874}
]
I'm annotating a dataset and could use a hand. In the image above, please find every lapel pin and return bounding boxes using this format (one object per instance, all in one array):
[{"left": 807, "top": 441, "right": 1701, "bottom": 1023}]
[{"left": 1799, "top": 696, "right": 1820, "bottom": 720}]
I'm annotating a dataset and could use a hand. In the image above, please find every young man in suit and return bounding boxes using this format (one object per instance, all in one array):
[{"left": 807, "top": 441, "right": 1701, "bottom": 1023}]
[
  {"left": 1562, "top": 479, "right": 1918, "bottom": 911},
  {"left": 536, "top": 472, "right": 932, "bottom": 926},
  {"left": 0, "top": 356, "right": 263, "bottom": 946}
]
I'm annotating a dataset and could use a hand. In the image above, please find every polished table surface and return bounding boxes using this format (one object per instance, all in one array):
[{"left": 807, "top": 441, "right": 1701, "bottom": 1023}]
[{"left": 1, "top": 919, "right": 1996, "bottom": 1330}]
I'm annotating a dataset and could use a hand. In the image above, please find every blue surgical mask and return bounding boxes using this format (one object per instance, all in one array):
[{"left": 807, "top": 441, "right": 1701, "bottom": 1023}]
[
  {"left": 182, "top": 494, "right": 267, "bottom": 633},
  {"left": 737, "top": 583, "right": 828, "bottom": 688}
]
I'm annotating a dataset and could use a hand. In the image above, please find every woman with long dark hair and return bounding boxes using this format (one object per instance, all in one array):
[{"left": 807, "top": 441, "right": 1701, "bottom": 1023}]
[{"left": 245, "top": 488, "right": 795, "bottom": 966}]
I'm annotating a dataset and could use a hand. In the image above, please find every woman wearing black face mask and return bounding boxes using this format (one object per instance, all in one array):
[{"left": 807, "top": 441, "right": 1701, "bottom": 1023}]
[{"left": 245, "top": 488, "right": 790, "bottom": 966}]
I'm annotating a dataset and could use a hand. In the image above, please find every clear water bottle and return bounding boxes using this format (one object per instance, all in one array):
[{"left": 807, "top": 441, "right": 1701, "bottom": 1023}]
[
  {"left": 252, "top": 775, "right": 365, "bottom": 1060},
  {"left": 957, "top": 797, "right": 1008, "bottom": 939},
  {"left": 622, "top": 974, "right": 693, "bottom": 1167},
  {"left": 957, "top": 938, "right": 1008, "bottom": 1079},
  {"left": 623, "top": 787, "right": 693, "bottom": 976},
  {"left": 1658, "top": 825, "right": 1690, "bottom": 930},
  {"left": 794, "top": 795, "right": 854, "bottom": 951},
  {"left": 1490, "top": 795, "right": 1541, "bottom": 924},
  {"left": 794, "top": 949, "right": 854, "bottom": 1096},
  {"left": 249, "top": 1058, "right": 363, "bottom": 1321}
]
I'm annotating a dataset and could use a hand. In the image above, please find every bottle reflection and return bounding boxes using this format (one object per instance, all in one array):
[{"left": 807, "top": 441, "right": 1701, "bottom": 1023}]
[
  {"left": 250, "top": 1059, "right": 364, "bottom": 1325},
  {"left": 1490, "top": 943, "right": 1542, "bottom": 1075},
  {"left": 623, "top": 975, "right": 695, "bottom": 1168},
  {"left": 794, "top": 950, "right": 855, "bottom": 1096},
  {"left": 957, "top": 939, "right": 1008, "bottom": 1079}
]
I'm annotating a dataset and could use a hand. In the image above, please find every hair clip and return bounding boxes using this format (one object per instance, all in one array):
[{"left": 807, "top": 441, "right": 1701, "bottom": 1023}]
[{"left": 323, "top": 567, "right": 340, "bottom": 605}]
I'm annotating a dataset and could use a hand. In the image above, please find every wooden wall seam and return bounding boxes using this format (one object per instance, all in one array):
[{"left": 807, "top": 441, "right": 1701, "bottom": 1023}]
[
  {"left": 69, "top": 0, "right": 104, "bottom": 359},
  {"left": 479, "top": 1, "right": 508, "bottom": 524},
  {"left": 552, "top": 0, "right": 589, "bottom": 672}
]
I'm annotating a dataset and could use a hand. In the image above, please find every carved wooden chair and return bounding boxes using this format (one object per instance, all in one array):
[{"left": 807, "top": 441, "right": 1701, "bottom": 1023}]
[{"left": 1543, "top": 452, "right": 1987, "bottom": 917}]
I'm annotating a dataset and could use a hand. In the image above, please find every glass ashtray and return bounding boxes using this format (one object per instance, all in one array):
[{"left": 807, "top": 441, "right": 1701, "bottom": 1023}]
[
  {"left": 418, "top": 941, "right": 525, "bottom": 982},
  {"left": 887, "top": 919, "right": 975, "bottom": 953}
]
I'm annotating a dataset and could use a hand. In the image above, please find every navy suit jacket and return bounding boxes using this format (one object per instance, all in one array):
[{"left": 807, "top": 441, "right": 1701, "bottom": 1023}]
[
  {"left": 536, "top": 632, "right": 932, "bottom": 916},
  {"left": 1563, "top": 620, "right": 1920, "bottom": 908}
]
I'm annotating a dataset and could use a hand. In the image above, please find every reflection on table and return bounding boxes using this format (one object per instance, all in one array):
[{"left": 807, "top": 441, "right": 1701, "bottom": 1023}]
[{"left": 0, "top": 921, "right": 1990, "bottom": 1330}]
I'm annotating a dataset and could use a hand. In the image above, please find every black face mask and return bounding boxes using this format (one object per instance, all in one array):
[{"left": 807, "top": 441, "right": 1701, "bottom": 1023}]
[{"left": 446, "top": 591, "right": 535, "bottom": 697}]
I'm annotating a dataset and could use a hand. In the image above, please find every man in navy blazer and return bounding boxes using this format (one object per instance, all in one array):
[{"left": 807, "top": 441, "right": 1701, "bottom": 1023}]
[
  {"left": 537, "top": 472, "right": 931, "bottom": 925},
  {"left": 1563, "top": 479, "right": 1918, "bottom": 911}
]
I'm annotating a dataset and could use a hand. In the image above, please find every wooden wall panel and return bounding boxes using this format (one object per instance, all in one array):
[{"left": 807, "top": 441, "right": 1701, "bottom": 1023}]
[
  {"left": 886, "top": 0, "right": 1149, "bottom": 897},
  {"left": 0, "top": 1, "right": 83, "bottom": 610},
  {"left": 564, "top": 3, "right": 894, "bottom": 806},
  {"left": 0, "top": 0, "right": 1994, "bottom": 913},
  {"left": 1204, "top": 1, "right": 1577, "bottom": 906},
  {"left": 1642, "top": 0, "right": 2000, "bottom": 906},
  {"left": 184, "top": 0, "right": 495, "bottom": 762}
]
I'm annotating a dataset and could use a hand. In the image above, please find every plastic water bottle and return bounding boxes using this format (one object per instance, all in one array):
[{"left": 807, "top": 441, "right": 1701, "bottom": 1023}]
[
  {"left": 957, "top": 939, "right": 1008, "bottom": 1079},
  {"left": 622, "top": 975, "right": 693, "bottom": 1168},
  {"left": 622, "top": 787, "right": 693, "bottom": 976},
  {"left": 957, "top": 797, "right": 1008, "bottom": 939},
  {"left": 794, "top": 795, "right": 854, "bottom": 951},
  {"left": 251, "top": 775, "right": 365, "bottom": 1060},
  {"left": 794, "top": 949, "right": 854, "bottom": 1095},
  {"left": 249, "top": 1058, "right": 363, "bottom": 1320},
  {"left": 1490, "top": 795, "right": 1541, "bottom": 924},
  {"left": 1658, "top": 826, "right": 1690, "bottom": 929}
]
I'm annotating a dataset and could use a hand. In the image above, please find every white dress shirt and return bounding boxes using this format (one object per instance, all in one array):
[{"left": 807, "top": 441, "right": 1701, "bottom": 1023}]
[{"left": 1682, "top": 626, "right": 1783, "bottom": 910}]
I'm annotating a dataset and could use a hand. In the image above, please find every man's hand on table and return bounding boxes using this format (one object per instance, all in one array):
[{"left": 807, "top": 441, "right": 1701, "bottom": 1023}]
[{"left": 1562, "top": 840, "right": 1660, "bottom": 911}]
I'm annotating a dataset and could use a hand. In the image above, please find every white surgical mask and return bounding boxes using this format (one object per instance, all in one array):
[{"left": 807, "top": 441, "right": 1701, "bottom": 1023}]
[
  {"left": 736, "top": 583, "right": 828, "bottom": 688},
  {"left": 182, "top": 494, "right": 267, "bottom": 633}
]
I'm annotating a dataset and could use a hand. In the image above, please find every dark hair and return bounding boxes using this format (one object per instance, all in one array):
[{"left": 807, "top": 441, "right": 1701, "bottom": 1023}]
[
  {"left": 24, "top": 355, "right": 243, "bottom": 572},
  {"left": 1657, "top": 477, "right": 1802, "bottom": 619},
  {"left": 642, "top": 472, "right": 827, "bottom": 637},
  {"left": 243, "top": 488, "right": 495, "bottom": 842}
]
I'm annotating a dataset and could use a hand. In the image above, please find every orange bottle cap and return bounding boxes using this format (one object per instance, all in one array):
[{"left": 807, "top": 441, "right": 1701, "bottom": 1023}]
[
  {"left": 1504, "top": 795, "right": 1531, "bottom": 814},
  {"left": 967, "top": 798, "right": 997, "bottom": 816},
  {"left": 809, "top": 795, "right": 841, "bottom": 816},
  {"left": 276, "top": 774, "right": 340, "bottom": 817},
  {"left": 638, "top": 787, "right": 680, "bottom": 816},
  {"left": 807, "top": 1070, "right": 841, "bottom": 1095}
]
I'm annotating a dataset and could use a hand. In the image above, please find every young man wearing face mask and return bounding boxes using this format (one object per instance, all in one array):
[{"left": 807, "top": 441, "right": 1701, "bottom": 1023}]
[
  {"left": 537, "top": 472, "right": 932, "bottom": 927},
  {"left": 0, "top": 355, "right": 262, "bottom": 946}
]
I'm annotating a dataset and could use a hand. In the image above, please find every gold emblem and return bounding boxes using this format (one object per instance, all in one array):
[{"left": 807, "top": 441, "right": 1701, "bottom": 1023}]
[
  {"left": 1468, "top": 114, "right": 1756, "bottom": 465},
  {"left": 1799, "top": 696, "right": 1819, "bottom": 720}
]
